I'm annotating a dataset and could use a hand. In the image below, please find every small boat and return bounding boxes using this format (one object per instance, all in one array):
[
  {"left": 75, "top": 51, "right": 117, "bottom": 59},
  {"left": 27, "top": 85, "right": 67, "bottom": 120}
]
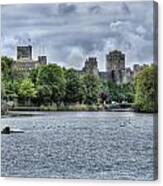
[
  {"left": 1, "top": 127, "right": 24, "bottom": 134},
  {"left": 11, "top": 129, "right": 24, "bottom": 133},
  {"left": 1, "top": 127, "right": 10, "bottom": 134}
]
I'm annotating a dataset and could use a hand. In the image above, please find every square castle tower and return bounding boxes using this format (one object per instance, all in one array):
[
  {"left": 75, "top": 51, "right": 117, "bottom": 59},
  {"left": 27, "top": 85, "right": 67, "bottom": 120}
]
[{"left": 106, "top": 50, "right": 126, "bottom": 83}]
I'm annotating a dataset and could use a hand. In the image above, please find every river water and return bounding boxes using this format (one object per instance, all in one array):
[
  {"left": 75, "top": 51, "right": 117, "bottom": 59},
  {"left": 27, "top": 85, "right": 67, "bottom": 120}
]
[{"left": 1, "top": 112, "right": 157, "bottom": 180}]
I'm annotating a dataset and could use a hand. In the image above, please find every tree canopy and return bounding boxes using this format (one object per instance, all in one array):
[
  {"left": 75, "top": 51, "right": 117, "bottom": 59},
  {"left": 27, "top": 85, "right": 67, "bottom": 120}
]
[
  {"left": 36, "top": 64, "right": 66, "bottom": 103},
  {"left": 1, "top": 56, "right": 157, "bottom": 113},
  {"left": 134, "top": 65, "right": 158, "bottom": 113},
  {"left": 18, "top": 78, "right": 37, "bottom": 104},
  {"left": 64, "top": 69, "right": 83, "bottom": 104},
  {"left": 81, "top": 74, "right": 101, "bottom": 104},
  {"left": 1, "top": 56, "right": 15, "bottom": 80}
]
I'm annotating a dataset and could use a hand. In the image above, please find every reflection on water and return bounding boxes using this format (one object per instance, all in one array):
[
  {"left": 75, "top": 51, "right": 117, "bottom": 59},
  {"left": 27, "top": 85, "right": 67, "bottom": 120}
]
[{"left": 1, "top": 112, "right": 156, "bottom": 180}]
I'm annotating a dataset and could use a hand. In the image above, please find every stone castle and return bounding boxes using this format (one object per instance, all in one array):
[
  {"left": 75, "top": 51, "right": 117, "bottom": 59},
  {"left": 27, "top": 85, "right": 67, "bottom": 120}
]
[
  {"left": 80, "top": 50, "right": 147, "bottom": 84},
  {"left": 14, "top": 45, "right": 47, "bottom": 76},
  {"left": 14, "top": 45, "right": 146, "bottom": 84}
]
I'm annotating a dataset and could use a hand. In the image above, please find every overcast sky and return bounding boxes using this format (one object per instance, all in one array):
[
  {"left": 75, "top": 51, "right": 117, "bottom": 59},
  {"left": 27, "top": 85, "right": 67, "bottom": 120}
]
[{"left": 1, "top": 1, "right": 155, "bottom": 70}]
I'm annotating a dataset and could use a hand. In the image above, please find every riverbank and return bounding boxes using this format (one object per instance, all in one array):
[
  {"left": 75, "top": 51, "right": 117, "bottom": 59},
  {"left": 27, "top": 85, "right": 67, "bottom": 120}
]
[
  {"left": 2, "top": 102, "right": 157, "bottom": 117},
  {"left": 2, "top": 111, "right": 44, "bottom": 118},
  {"left": 8, "top": 103, "right": 133, "bottom": 112}
]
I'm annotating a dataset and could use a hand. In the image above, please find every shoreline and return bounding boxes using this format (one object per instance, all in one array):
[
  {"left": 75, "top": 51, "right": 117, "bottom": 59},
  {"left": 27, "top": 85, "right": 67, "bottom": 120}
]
[
  {"left": 9, "top": 105, "right": 134, "bottom": 113},
  {"left": 2, "top": 103, "right": 157, "bottom": 118},
  {"left": 2, "top": 109, "right": 157, "bottom": 118}
]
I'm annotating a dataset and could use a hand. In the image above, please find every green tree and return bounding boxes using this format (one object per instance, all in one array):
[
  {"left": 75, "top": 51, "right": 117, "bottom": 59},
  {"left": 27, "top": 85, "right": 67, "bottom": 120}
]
[
  {"left": 29, "top": 68, "right": 39, "bottom": 85},
  {"left": 36, "top": 64, "right": 66, "bottom": 104},
  {"left": 36, "top": 85, "right": 53, "bottom": 105},
  {"left": 105, "top": 81, "right": 135, "bottom": 103},
  {"left": 64, "top": 69, "right": 83, "bottom": 104},
  {"left": 121, "top": 82, "right": 135, "bottom": 103},
  {"left": 99, "top": 81, "right": 110, "bottom": 104},
  {"left": 107, "top": 81, "right": 120, "bottom": 102},
  {"left": 134, "top": 65, "right": 157, "bottom": 112},
  {"left": 18, "top": 78, "right": 37, "bottom": 105},
  {"left": 82, "top": 74, "right": 101, "bottom": 104},
  {"left": 1, "top": 56, "right": 19, "bottom": 101},
  {"left": 1, "top": 56, "right": 15, "bottom": 80},
  {"left": 3, "top": 80, "right": 19, "bottom": 100},
  {"left": 1, "top": 81, "right": 6, "bottom": 100}
]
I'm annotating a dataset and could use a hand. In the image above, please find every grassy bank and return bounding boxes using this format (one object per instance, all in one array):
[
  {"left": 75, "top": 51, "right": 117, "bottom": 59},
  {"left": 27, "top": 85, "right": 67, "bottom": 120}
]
[
  {"left": 10, "top": 104, "right": 103, "bottom": 112},
  {"left": 9, "top": 103, "right": 135, "bottom": 112}
]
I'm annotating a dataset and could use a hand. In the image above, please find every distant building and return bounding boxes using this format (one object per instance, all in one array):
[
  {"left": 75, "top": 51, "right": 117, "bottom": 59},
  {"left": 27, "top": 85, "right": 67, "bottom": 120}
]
[
  {"left": 13, "top": 45, "right": 146, "bottom": 84},
  {"left": 82, "top": 57, "right": 99, "bottom": 77},
  {"left": 79, "top": 50, "right": 145, "bottom": 84},
  {"left": 124, "top": 67, "right": 134, "bottom": 83},
  {"left": 17, "top": 45, "right": 32, "bottom": 60},
  {"left": 106, "top": 50, "right": 125, "bottom": 71},
  {"left": 106, "top": 50, "right": 126, "bottom": 84},
  {"left": 38, "top": 56, "right": 47, "bottom": 65},
  {"left": 14, "top": 45, "right": 47, "bottom": 77}
]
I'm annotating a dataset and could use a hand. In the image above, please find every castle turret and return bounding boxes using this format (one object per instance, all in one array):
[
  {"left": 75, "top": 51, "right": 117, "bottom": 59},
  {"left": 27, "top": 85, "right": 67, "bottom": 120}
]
[
  {"left": 82, "top": 57, "right": 99, "bottom": 77},
  {"left": 17, "top": 45, "right": 32, "bottom": 61},
  {"left": 14, "top": 45, "right": 47, "bottom": 78},
  {"left": 106, "top": 50, "right": 125, "bottom": 71},
  {"left": 38, "top": 56, "right": 47, "bottom": 65},
  {"left": 106, "top": 50, "right": 125, "bottom": 83}
]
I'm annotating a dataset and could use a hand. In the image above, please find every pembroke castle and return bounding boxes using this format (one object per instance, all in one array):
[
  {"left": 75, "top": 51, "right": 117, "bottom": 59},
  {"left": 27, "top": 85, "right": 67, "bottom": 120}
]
[{"left": 14, "top": 45, "right": 147, "bottom": 84}]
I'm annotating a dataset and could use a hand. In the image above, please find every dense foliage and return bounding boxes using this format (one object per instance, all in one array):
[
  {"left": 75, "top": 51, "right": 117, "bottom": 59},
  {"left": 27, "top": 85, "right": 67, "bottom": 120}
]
[
  {"left": 81, "top": 74, "right": 101, "bottom": 104},
  {"left": 18, "top": 78, "right": 37, "bottom": 105},
  {"left": 1, "top": 56, "right": 15, "bottom": 80},
  {"left": 1, "top": 56, "right": 157, "bottom": 113},
  {"left": 134, "top": 65, "right": 158, "bottom": 113},
  {"left": 1, "top": 57, "right": 18, "bottom": 100},
  {"left": 64, "top": 69, "right": 83, "bottom": 104},
  {"left": 36, "top": 64, "right": 66, "bottom": 104}
]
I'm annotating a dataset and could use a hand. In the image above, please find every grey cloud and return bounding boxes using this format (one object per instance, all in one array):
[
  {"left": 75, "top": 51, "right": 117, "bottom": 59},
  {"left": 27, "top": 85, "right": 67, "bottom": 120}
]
[{"left": 1, "top": 1, "right": 155, "bottom": 70}]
